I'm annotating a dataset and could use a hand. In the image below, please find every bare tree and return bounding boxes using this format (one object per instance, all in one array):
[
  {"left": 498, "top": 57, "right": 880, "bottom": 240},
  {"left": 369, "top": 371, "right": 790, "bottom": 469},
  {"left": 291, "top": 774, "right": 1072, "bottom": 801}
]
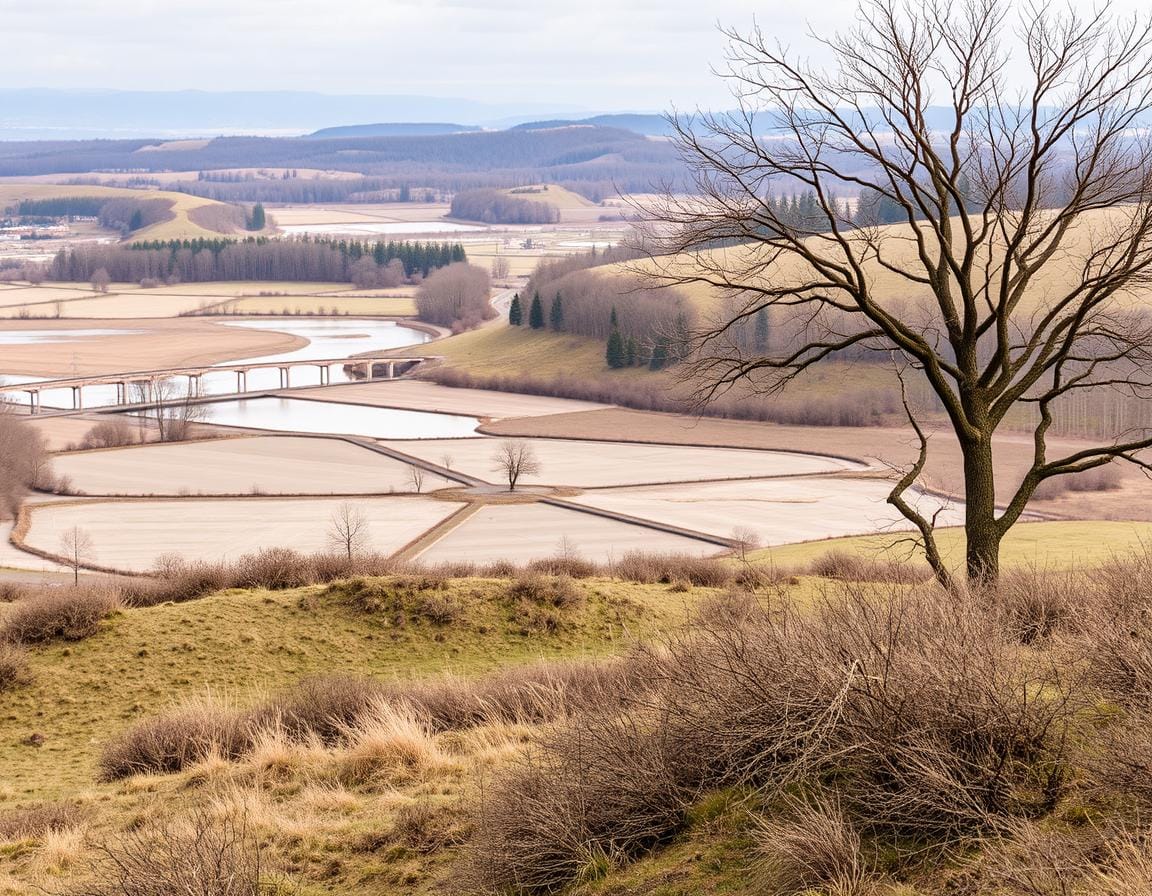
[
  {"left": 492, "top": 256, "right": 511, "bottom": 280},
  {"left": 327, "top": 503, "right": 370, "bottom": 560},
  {"left": 61, "top": 526, "right": 94, "bottom": 585},
  {"left": 492, "top": 440, "right": 541, "bottom": 491},
  {"left": 409, "top": 465, "right": 426, "bottom": 493},
  {"left": 90, "top": 268, "right": 111, "bottom": 294},
  {"left": 648, "top": 0, "right": 1152, "bottom": 586},
  {"left": 0, "top": 404, "right": 52, "bottom": 520},
  {"left": 131, "top": 377, "right": 206, "bottom": 442}
]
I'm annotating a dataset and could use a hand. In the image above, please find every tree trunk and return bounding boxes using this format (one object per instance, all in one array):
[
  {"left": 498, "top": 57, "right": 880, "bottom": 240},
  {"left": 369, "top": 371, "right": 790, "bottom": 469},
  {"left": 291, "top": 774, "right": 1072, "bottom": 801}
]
[{"left": 962, "top": 438, "right": 1001, "bottom": 585}]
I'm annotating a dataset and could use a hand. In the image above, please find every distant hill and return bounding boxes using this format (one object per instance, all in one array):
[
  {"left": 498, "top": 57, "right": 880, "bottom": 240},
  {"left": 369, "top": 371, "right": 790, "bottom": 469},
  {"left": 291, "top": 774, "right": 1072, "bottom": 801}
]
[
  {"left": 514, "top": 114, "right": 674, "bottom": 137},
  {"left": 308, "top": 122, "right": 482, "bottom": 138}
]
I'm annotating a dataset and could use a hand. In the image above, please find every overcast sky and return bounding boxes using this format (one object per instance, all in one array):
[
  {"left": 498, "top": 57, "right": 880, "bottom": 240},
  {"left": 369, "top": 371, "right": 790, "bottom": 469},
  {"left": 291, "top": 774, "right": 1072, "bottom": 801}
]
[
  {"left": 5, "top": 0, "right": 1147, "bottom": 113},
  {"left": 1, "top": 0, "right": 862, "bottom": 111}
]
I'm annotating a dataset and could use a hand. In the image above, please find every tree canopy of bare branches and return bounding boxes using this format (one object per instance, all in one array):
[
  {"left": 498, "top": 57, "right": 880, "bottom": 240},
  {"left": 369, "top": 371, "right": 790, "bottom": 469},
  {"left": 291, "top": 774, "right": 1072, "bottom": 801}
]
[
  {"left": 648, "top": 0, "right": 1152, "bottom": 585},
  {"left": 327, "top": 503, "right": 370, "bottom": 560},
  {"left": 492, "top": 440, "right": 541, "bottom": 491}
]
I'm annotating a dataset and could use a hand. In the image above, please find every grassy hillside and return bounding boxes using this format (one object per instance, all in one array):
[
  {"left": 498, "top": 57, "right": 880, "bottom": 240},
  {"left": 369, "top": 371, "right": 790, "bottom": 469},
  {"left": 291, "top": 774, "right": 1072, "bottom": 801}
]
[
  {"left": 0, "top": 183, "right": 257, "bottom": 241},
  {"left": 753, "top": 519, "right": 1152, "bottom": 573}
]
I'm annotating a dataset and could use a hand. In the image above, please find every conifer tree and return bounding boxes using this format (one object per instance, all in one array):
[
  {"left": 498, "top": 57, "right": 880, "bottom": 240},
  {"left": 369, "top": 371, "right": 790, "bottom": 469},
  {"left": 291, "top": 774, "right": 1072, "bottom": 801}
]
[
  {"left": 508, "top": 293, "right": 523, "bottom": 326},
  {"left": 754, "top": 307, "right": 770, "bottom": 353},
  {"left": 648, "top": 337, "right": 669, "bottom": 371},
  {"left": 625, "top": 336, "right": 637, "bottom": 367},
  {"left": 549, "top": 292, "right": 565, "bottom": 331},
  {"left": 528, "top": 292, "right": 545, "bottom": 329},
  {"left": 248, "top": 203, "right": 266, "bottom": 231},
  {"left": 606, "top": 327, "right": 625, "bottom": 368}
]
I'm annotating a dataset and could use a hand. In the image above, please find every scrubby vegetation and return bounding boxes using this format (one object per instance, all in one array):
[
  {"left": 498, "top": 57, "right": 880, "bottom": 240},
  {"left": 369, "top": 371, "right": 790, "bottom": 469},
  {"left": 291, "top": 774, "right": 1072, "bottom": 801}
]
[
  {"left": 414, "top": 262, "right": 494, "bottom": 330},
  {"left": 0, "top": 404, "right": 55, "bottom": 518}
]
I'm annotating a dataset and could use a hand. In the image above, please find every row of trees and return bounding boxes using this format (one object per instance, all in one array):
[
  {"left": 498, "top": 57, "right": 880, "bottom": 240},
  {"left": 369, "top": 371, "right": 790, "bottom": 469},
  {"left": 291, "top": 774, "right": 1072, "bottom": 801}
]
[
  {"left": 508, "top": 292, "right": 564, "bottom": 331},
  {"left": 46, "top": 237, "right": 466, "bottom": 285}
]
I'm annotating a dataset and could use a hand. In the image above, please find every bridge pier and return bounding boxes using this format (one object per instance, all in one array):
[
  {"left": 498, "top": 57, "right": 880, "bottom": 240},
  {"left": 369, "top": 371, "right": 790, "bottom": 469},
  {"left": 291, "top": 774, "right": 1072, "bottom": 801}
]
[
  {"left": 236, "top": 370, "right": 247, "bottom": 393},
  {"left": 26, "top": 390, "right": 39, "bottom": 415},
  {"left": 318, "top": 364, "right": 330, "bottom": 386},
  {"left": 386, "top": 361, "right": 395, "bottom": 379},
  {"left": 70, "top": 385, "right": 83, "bottom": 410},
  {"left": 279, "top": 367, "right": 290, "bottom": 389}
]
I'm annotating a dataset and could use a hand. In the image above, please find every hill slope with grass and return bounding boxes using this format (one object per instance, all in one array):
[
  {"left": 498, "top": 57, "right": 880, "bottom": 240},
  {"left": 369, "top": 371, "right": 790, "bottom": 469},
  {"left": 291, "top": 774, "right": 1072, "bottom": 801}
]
[{"left": 0, "top": 183, "right": 259, "bottom": 241}]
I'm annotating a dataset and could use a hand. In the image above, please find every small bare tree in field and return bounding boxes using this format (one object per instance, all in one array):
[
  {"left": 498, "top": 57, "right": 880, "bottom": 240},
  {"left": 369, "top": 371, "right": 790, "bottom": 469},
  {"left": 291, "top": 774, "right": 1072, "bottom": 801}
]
[
  {"left": 493, "top": 440, "right": 541, "bottom": 491},
  {"left": 409, "top": 465, "right": 426, "bottom": 493},
  {"left": 328, "top": 503, "right": 369, "bottom": 560},
  {"left": 61, "top": 526, "right": 94, "bottom": 585},
  {"left": 131, "top": 377, "right": 207, "bottom": 442},
  {"left": 648, "top": 0, "right": 1152, "bottom": 586}
]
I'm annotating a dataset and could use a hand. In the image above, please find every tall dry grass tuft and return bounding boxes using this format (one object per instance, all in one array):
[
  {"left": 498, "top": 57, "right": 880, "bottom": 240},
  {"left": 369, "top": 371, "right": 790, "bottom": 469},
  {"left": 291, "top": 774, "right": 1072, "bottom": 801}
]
[
  {"left": 335, "top": 699, "right": 450, "bottom": 786},
  {"left": 756, "top": 796, "right": 874, "bottom": 896}
]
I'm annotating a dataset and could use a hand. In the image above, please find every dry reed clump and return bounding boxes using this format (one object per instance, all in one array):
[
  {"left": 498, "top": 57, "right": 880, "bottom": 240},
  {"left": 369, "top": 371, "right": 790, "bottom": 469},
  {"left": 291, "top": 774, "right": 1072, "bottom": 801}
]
[
  {"left": 388, "top": 800, "right": 469, "bottom": 854},
  {"left": 99, "top": 659, "right": 638, "bottom": 781},
  {"left": 0, "top": 587, "right": 121, "bottom": 644},
  {"left": 71, "top": 809, "right": 266, "bottom": 896},
  {"left": 461, "top": 580, "right": 1084, "bottom": 893},
  {"left": 0, "top": 644, "right": 31, "bottom": 691},
  {"left": 0, "top": 802, "right": 87, "bottom": 842}
]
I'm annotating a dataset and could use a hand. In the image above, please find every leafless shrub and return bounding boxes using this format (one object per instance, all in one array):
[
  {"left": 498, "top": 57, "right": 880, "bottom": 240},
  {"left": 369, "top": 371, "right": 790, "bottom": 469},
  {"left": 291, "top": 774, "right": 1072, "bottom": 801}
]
[
  {"left": 524, "top": 554, "right": 599, "bottom": 579},
  {"left": 506, "top": 574, "right": 584, "bottom": 610},
  {"left": 0, "top": 644, "right": 31, "bottom": 691},
  {"left": 756, "top": 795, "right": 874, "bottom": 896},
  {"left": 807, "top": 548, "right": 926, "bottom": 583},
  {"left": 0, "top": 802, "right": 86, "bottom": 841},
  {"left": 389, "top": 801, "right": 468, "bottom": 854},
  {"left": 462, "top": 712, "right": 695, "bottom": 894},
  {"left": 79, "top": 418, "right": 138, "bottom": 450},
  {"left": 259, "top": 674, "right": 389, "bottom": 744},
  {"left": 0, "top": 587, "right": 120, "bottom": 644},
  {"left": 1033, "top": 463, "right": 1124, "bottom": 500},
  {"left": 414, "top": 262, "right": 493, "bottom": 330},
  {"left": 464, "top": 582, "right": 1083, "bottom": 891},
  {"left": 98, "top": 699, "right": 252, "bottom": 780},
  {"left": 0, "top": 404, "right": 53, "bottom": 519},
  {"left": 613, "top": 551, "right": 734, "bottom": 587},
  {"left": 0, "top": 581, "right": 23, "bottom": 602},
  {"left": 72, "top": 808, "right": 267, "bottom": 896}
]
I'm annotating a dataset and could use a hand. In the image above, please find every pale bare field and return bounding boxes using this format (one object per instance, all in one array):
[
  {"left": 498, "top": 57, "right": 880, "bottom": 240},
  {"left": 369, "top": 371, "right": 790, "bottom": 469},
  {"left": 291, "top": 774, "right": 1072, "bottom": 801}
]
[
  {"left": 485, "top": 406, "right": 1152, "bottom": 520},
  {"left": 1, "top": 293, "right": 229, "bottom": 320},
  {"left": 294, "top": 380, "right": 610, "bottom": 419},
  {"left": 23, "top": 496, "right": 465, "bottom": 572},
  {"left": 0, "top": 319, "right": 305, "bottom": 376},
  {"left": 22, "top": 416, "right": 107, "bottom": 451},
  {"left": 216, "top": 295, "right": 417, "bottom": 316},
  {"left": 270, "top": 203, "right": 453, "bottom": 226},
  {"left": 381, "top": 436, "right": 856, "bottom": 487},
  {"left": 98, "top": 281, "right": 352, "bottom": 297},
  {"left": 416, "top": 502, "right": 716, "bottom": 564},
  {"left": 569, "top": 477, "right": 966, "bottom": 546},
  {"left": 0, "top": 286, "right": 95, "bottom": 308},
  {"left": 0, "top": 522, "right": 71, "bottom": 572},
  {"left": 51, "top": 436, "right": 453, "bottom": 496}
]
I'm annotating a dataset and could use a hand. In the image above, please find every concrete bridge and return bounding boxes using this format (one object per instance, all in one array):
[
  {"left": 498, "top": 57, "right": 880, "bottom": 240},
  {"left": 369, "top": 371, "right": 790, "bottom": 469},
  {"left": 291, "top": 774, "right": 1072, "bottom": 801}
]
[{"left": 1, "top": 356, "right": 426, "bottom": 413}]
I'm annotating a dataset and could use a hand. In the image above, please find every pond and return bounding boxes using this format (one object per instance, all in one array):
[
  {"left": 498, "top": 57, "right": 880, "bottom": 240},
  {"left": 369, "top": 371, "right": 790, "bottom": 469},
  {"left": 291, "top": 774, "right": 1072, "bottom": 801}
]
[{"left": 191, "top": 396, "right": 481, "bottom": 439}]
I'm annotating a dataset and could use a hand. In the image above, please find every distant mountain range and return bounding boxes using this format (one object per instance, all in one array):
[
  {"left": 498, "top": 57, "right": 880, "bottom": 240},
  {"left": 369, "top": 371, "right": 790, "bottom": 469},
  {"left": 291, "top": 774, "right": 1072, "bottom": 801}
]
[
  {"left": 308, "top": 123, "right": 483, "bottom": 138},
  {"left": 0, "top": 89, "right": 600, "bottom": 140},
  {"left": 512, "top": 114, "right": 674, "bottom": 137}
]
